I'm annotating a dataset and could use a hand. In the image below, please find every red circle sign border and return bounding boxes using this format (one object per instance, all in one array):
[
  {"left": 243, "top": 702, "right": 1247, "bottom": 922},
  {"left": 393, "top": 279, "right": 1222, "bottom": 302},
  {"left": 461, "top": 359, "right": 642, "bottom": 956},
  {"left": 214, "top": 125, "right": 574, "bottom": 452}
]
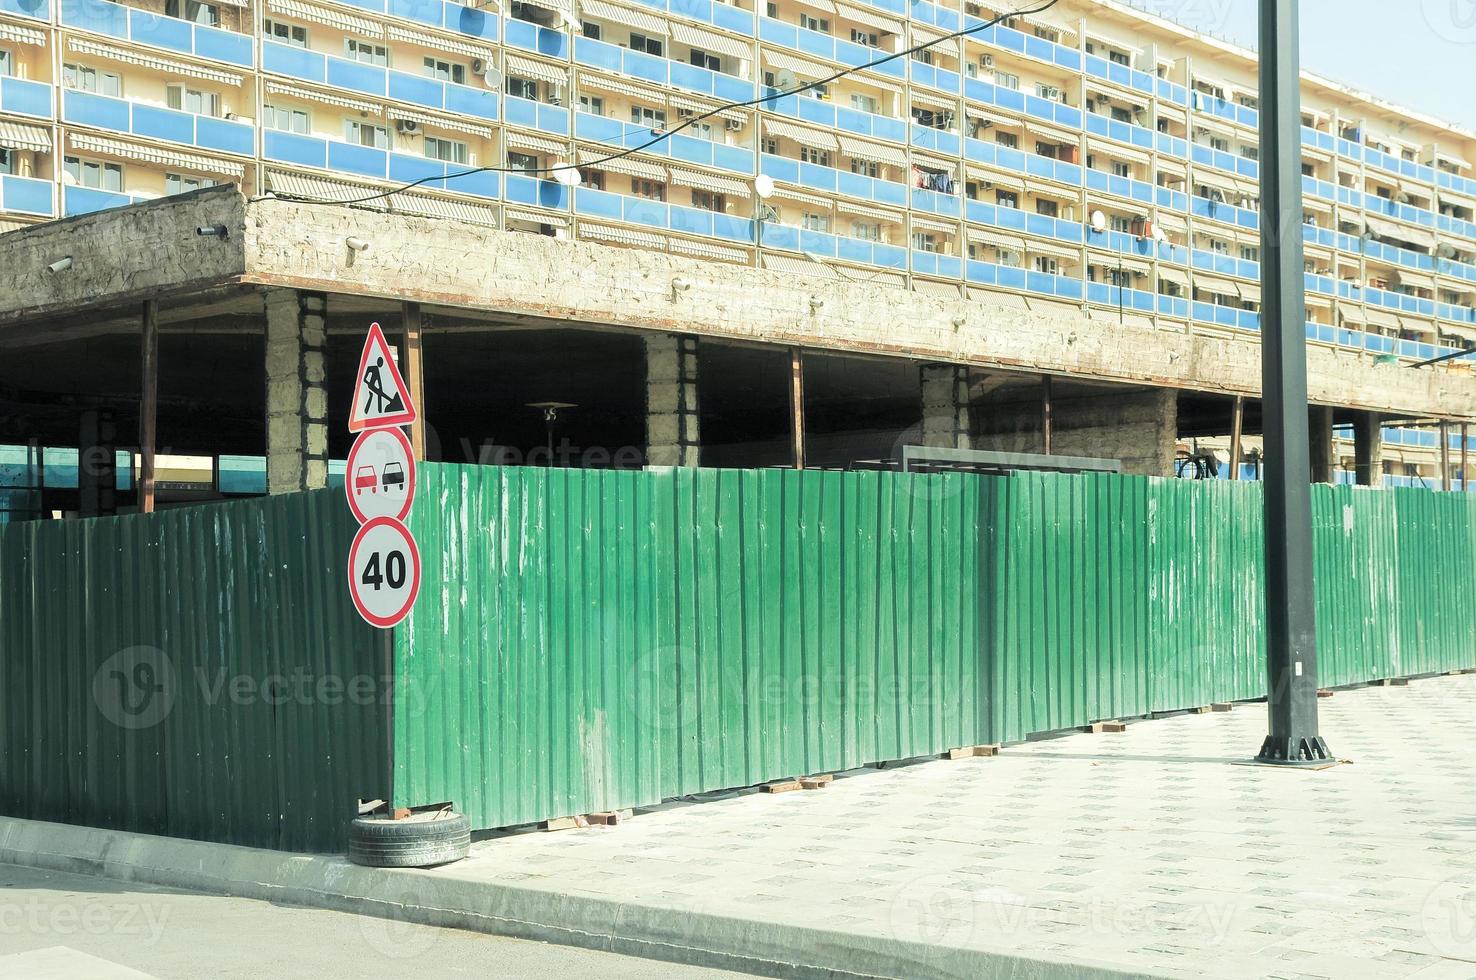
[
  {"left": 347, "top": 516, "right": 422, "bottom": 629},
  {"left": 344, "top": 425, "right": 417, "bottom": 525}
]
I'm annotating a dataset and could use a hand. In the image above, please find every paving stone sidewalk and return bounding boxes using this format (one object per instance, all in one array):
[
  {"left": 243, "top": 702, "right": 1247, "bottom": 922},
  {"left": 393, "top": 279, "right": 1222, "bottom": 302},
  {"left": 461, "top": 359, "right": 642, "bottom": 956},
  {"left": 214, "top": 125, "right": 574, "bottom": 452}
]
[{"left": 427, "top": 674, "right": 1476, "bottom": 979}]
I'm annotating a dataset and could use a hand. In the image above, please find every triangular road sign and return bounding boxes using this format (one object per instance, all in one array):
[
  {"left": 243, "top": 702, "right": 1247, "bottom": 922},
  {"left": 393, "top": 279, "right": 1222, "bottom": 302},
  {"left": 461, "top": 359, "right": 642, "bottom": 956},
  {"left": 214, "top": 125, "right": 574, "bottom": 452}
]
[{"left": 348, "top": 322, "right": 418, "bottom": 433}]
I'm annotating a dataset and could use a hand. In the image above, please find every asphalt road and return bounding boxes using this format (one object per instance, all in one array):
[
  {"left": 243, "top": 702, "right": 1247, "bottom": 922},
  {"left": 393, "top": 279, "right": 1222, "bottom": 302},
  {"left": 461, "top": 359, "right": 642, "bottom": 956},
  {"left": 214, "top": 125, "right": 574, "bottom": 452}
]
[{"left": 0, "top": 863, "right": 746, "bottom": 979}]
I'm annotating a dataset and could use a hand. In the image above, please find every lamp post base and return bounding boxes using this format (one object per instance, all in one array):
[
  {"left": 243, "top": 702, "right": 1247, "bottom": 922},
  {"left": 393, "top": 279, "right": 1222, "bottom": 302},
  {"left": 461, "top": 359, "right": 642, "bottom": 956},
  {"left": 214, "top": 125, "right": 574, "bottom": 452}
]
[{"left": 1252, "top": 734, "right": 1334, "bottom": 766}]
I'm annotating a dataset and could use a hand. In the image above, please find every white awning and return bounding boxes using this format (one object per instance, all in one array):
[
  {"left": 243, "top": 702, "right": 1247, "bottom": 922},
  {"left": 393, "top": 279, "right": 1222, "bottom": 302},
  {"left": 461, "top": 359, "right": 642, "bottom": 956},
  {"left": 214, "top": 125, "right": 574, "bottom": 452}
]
[
  {"left": 1192, "top": 115, "right": 1236, "bottom": 140},
  {"left": 790, "top": 0, "right": 837, "bottom": 14},
  {"left": 911, "top": 214, "right": 956, "bottom": 236},
  {"left": 0, "top": 20, "right": 46, "bottom": 45},
  {"left": 504, "top": 130, "right": 568, "bottom": 156},
  {"left": 388, "top": 193, "right": 497, "bottom": 225},
  {"left": 581, "top": 0, "right": 668, "bottom": 35},
  {"left": 913, "top": 278, "right": 963, "bottom": 299},
  {"left": 1087, "top": 136, "right": 1150, "bottom": 166},
  {"left": 69, "top": 37, "right": 243, "bottom": 86},
  {"left": 836, "top": 199, "right": 901, "bottom": 223},
  {"left": 837, "top": 2, "right": 901, "bottom": 34},
  {"left": 267, "top": 168, "right": 382, "bottom": 205},
  {"left": 504, "top": 206, "right": 568, "bottom": 228},
  {"left": 266, "top": 81, "right": 383, "bottom": 115},
  {"left": 851, "top": 68, "right": 901, "bottom": 96},
  {"left": 1366, "top": 214, "right": 1437, "bottom": 250},
  {"left": 668, "top": 165, "right": 750, "bottom": 198},
  {"left": 910, "top": 25, "right": 959, "bottom": 57},
  {"left": 967, "top": 227, "right": 1024, "bottom": 250},
  {"left": 969, "top": 286, "right": 1029, "bottom": 308},
  {"left": 1190, "top": 273, "right": 1241, "bottom": 296},
  {"left": 966, "top": 166, "right": 1023, "bottom": 192},
  {"left": 580, "top": 221, "right": 667, "bottom": 248},
  {"left": 1366, "top": 307, "right": 1401, "bottom": 329},
  {"left": 388, "top": 107, "right": 492, "bottom": 138},
  {"left": 1089, "top": 250, "right": 1150, "bottom": 275},
  {"left": 669, "top": 93, "right": 746, "bottom": 125},
  {"left": 0, "top": 120, "right": 51, "bottom": 152},
  {"left": 1156, "top": 266, "right": 1189, "bottom": 288},
  {"left": 505, "top": 54, "right": 567, "bottom": 86},
  {"left": 669, "top": 237, "right": 749, "bottom": 262},
  {"left": 1156, "top": 157, "right": 1187, "bottom": 178},
  {"left": 764, "top": 116, "right": 838, "bottom": 151},
  {"left": 1302, "top": 197, "right": 1332, "bottom": 214},
  {"left": 1025, "top": 118, "right": 1079, "bottom": 147},
  {"left": 1442, "top": 322, "right": 1476, "bottom": 343},
  {"left": 1025, "top": 239, "right": 1080, "bottom": 261},
  {"left": 770, "top": 185, "right": 833, "bottom": 209},
  {"left": 1440, "top": 188, "right": 1476, "bottom": 212},
  {"left": 1194, "top": 168, "right": 1253, "bottom": 197},
  {"left": 1395, "top": 269, "right": 1437, "bottom": 291},
  {"left": 579, "top": 72, "right": 665, "bottom": 102},
  {"left": 578, "top": 146, "right": 665, "bottom": 181},
  {"left": 911, "top": 151, "right": 955, "bottom": 173},
  {"left": 1337, "top": 306, "right": 1367, "bottom": 326},
  {"left": 910, "top": 90, "right": 958, "bottom": 114},
  {"left": 762, "top": 49, "right": 832, "bottom": 82},
  {"left": 1238, "top": 280, "right": 1262, "bottom": 303},
  {"left": 268, "top": 0, "right": 382, "bottom": 37},
  {"left": 762, "top": 252, "right": 840, "bottom": 278},
  {"left": 966, "top": 106, "right": 1021, "bottom": 130},
  {"left": 837, "top": 134, "right": 906, "bottom": 167},
  {"left": 385, "top": 25, "right": 495, "bottom": 61},
  {"left": 70, "top": 133, "right": 244, "bottom": 177},
  {"left": 1155, "top": 212, "right": 1188, "bottom": 234},
  {"left": 669, "top": 22, "right": 749, "bottom": 60},
  {"left": 1304, "top": 293, "right": 1332, "bottom": 309}
]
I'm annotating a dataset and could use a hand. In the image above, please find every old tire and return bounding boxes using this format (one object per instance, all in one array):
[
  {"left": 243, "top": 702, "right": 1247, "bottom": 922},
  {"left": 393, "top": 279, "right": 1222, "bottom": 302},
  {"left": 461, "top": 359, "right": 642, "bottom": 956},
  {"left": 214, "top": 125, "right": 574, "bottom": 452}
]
[{"left": 348, "top": 811, "right": 471, "bottom": 868}]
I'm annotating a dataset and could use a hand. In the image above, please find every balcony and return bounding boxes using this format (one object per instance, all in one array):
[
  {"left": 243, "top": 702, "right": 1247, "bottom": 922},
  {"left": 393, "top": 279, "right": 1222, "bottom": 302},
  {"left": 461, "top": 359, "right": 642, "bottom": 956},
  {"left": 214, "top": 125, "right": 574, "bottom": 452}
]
[
  {"left": 62, "top": 89, "right": 254, "bottom": 156},
  {"left": 967, "top": 258, "right": 1085, "bottom": 301},
  {"left": 760, "top": 151, "right": 907, "bottom": 207},
  {"left": 575, "top": 111, "right": 753, "bottom": 174},
  {"left": 62, "top": 183, "right": 145, "bottom": 217},
  {"left": 1, "top": 174, "right": 53, "bottom": 216},
  {"left": 963, "top": 136, "right": 1082, "bottom": 187},
  {"left": 760, "top": 220, "right": 907, "bottom": 268},
  {"left": 757, "top": 19, "right": 906, "bottom": 85},
  {"left": 1189, "top": 141, "right": 1258, "bottom": 181},
  {"left": 262, "top": 129, "right": 501, "bottom": 198},
  {"left": 575, "top": 36, "right": 754, "bottom": 104},
  {"left": 59, "top": 0, "right": 253, "bottom": 67},
  {"left": 1084, "top": 167, "right": 1153, "bottom": 205},
  {"left": 504, "top": 17, "right": 568, "bottom": 58},
  {"left": 965, "top": 78, "right": 1082, "bottom": 131},
  {"left": 574, "top": 185, "right": 754, "bottom": 242},
  {"left": 1, "top": 77, "right": 52, "bottom": 119},
  {"left": 766, "top": 92, "right": 907, "bottom": 145},
  {"left": 0, "top": 0, "right": 48, "bottom": 20},
  {"left": 966, "top": 199, "right": 1083, "bottom": 246},
  {"left": 1191, "top": 92, "right": 1257, "bottom": 130},
  {"left": 262, "top": 40, "right": 500, "bottom": 120},
  {"left": 1190, "top": 194, "right": 1258, "bottom": 232},
  {"left": 505, "top": 94, "right": 567, "bottom": 135}
]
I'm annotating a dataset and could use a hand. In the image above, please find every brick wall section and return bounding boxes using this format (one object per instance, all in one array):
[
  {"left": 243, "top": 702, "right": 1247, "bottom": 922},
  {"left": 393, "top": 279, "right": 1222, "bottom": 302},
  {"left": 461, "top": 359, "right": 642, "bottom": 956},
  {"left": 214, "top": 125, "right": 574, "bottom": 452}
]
[
  {"left": 645, "top": 333, "right": 700, "bottom": 467},
  {"left": 919, "top": 364, "right": 972, "bottom": 451},
  {"left": 264, "top": 288, "right": 328, "bottom": 494}
]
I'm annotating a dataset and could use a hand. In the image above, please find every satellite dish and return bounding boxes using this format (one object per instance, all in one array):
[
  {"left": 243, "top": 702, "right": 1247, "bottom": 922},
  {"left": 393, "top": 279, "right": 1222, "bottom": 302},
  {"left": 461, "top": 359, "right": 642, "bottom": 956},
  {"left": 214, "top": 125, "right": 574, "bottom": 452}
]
[
  {"left": 1090, "top": 210, "right": 1107, "bottom": 233},
  {"left": 774, "top": 68, "right": 798, "bottom": 91},
  {"left": 754, "top": 174, "right": 775, "bottom": 199},
  {"left": 1151, "top": 224, "right": 1167, "bottom": 244},
  {"left": 550, "top": 165, "right": 581, "bottom": 187},
  {"left": 1438, "top": 244, "right": 1457, "bottom": 259},
  {"left": 482, "top": 66, "right": 503, "bottom": 90}
]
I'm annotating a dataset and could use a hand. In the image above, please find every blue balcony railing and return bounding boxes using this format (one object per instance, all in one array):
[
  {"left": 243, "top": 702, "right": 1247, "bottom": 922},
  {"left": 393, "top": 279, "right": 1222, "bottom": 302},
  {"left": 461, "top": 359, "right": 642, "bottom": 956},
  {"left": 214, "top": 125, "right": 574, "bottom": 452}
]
[
  {"left": 575, "top": 36, "right": 753, "bottom": 104},
  {"left": 59, "top": 0, "right": 253, "bottom": 67},
  {"left": 1191, "top": 91, "right": 1258, "bottom": 130},
  {"left": 62, "top": 184, "right": 143, "bottom": 217},
  {"left": 263, "top": 129, "right": 502, "bottom": 198},
  {"left": 0, "top": 77, "right": 52, "bottom": 119},
  {"left": 761, "top": 152, "right": 907, "bottom": 207},
  {"left": 1, "top": 174, "right": 52, "bottom": 216},
  {"left": 62, "top": 90, "right": 254, "bottom": 156},
  {"left": 767, "top": 93, "right": 908, "bottom": 145},
  {"left": 262, "top": 40, "right": 500, "bottom": 120}
]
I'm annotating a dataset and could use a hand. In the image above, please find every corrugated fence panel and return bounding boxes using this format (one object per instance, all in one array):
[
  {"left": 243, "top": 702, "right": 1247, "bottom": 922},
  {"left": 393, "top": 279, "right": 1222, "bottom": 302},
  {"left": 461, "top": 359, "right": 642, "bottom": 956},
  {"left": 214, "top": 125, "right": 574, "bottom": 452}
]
[
  {"left": 396, "top": 464, "right": 986, "bottom": 832},
  {"left": 0, "top": 491, "right": 382, "bottom": 852}
]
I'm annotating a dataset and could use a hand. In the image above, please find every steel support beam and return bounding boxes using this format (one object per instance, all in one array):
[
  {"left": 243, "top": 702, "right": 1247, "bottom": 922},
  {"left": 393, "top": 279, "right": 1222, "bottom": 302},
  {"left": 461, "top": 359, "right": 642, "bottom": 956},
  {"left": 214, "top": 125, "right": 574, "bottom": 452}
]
[
  {"left": 1229, "top": 396, "right": 1245, "bottom": 481},
  {"left": 1254, "top": 0, "right": 1331, "bottom": 765},
  {"left": 139, "top": 299, "right": 158, "bottom": 515},
  {"left": 789, "top": 348, "right": 806, "bottom": 470}
]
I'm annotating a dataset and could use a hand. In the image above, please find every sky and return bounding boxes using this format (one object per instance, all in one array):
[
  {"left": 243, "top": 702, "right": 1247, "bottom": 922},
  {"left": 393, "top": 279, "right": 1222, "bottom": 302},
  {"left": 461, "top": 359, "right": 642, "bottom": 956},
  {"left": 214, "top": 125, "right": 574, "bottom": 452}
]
[{"left": 1114, "top": 0, "right": 1476, "bottom": 132}]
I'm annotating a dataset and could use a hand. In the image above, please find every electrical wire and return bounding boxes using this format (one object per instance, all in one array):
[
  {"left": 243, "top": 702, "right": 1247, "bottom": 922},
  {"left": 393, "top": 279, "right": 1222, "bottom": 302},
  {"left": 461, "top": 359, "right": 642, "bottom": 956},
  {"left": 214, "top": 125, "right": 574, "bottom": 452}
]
[{"left": 277, "top": 0, "right": 1061, "bottom": 207}]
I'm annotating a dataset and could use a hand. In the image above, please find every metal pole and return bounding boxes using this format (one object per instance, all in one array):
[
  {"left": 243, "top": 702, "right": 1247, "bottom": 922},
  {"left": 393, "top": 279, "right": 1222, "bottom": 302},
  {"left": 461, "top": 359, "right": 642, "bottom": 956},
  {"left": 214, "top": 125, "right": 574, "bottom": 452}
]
[
  {"left": 1117, "top": 242, "right": 1124, "bottom": 325},
  {"left": 402, "top": 301, "right": 427, "bottom": 462},
  {"left": 789, "top": 347, "right": 806, "bottom": 470},
  {"left": 139, "top": 299, "right": 159, "bottom": 514},
  {"left": 1255, "top": 0, "right": 1330, "bottom": 765},
  {"left": 383, "top": 626, "right": 395, "bottom": 812},
  {"left": 1463, "top": 423, "right": 1470, "bottom": 493},
  {"left": 1440, "top": 420, "right": 1452, "bottom": 492},
  {"left": 1229, "top": 395, "right": 1245, "bottom": 481},
  {"left": 1041, "top": 375, "right": 1054, "bottom": 455}
]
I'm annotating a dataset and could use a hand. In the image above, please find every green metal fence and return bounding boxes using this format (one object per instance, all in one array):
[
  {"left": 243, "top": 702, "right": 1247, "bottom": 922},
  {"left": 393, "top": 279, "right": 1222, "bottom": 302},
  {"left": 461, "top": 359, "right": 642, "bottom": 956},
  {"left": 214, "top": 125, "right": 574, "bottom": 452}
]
[
  {"left": 0, "top": 490, "right": 382, "bottom": 852},
  {"left": 396, "top": 464, "right": 1476, "bottom": 834}
]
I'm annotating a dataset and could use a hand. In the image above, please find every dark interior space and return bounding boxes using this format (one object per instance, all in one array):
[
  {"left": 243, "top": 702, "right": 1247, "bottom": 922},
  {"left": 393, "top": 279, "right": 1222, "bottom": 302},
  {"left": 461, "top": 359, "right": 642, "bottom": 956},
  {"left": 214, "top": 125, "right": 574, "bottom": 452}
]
[
  {"left": 802, "top": 352, "right": 923, "bottom": 468},
  {"left": 697, "top": 341, "right": 793, "bottom": 469}
]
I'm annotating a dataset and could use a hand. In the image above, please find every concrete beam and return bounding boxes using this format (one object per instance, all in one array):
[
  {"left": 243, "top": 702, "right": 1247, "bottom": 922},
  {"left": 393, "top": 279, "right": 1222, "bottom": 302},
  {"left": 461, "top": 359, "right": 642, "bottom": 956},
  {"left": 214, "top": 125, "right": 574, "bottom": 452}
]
[{"left": 919, "top": 364, "right": 972, "bottom": 451}]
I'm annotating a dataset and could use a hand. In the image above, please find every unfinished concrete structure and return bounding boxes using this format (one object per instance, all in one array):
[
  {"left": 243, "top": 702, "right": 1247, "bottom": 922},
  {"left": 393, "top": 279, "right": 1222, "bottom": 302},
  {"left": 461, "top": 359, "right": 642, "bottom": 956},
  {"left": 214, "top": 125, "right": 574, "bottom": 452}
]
[{"left": 1, "top": 186, "right": 1472, "bottom": 515}]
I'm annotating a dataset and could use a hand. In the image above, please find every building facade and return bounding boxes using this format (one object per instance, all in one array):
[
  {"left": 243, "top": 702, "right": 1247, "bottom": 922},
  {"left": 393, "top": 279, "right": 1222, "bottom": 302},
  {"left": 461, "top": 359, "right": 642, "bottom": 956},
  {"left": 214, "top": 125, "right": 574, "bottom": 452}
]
[{"left": 2, "top": 0, "right": 1474, "bottom": 486}]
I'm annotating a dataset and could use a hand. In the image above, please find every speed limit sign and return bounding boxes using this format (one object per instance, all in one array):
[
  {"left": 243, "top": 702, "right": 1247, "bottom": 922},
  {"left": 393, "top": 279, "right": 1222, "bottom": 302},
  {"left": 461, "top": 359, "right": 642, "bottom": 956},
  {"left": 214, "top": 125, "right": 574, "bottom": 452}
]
[{"left": 347, "top": 516, "right": 422, "bottom": 628}]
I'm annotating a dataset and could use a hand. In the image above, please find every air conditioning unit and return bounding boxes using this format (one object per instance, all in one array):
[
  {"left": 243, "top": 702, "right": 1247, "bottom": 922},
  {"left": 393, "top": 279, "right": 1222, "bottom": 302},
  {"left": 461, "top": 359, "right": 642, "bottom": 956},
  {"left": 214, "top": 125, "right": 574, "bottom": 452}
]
[
  {"left": 396, "top": 119, "right": 420, "bottom": 134},
  {"left": 981, "top": 54, "right": 994, "bottom": 68},
  {"left": 473, "top": 57, "right": 487, "bottom": 73},
  {"left": 677, "top": 107, "right": 695, "bottom": 119},
  {"left": 725, "top": 117, "right": 743, "bottom": 131}
]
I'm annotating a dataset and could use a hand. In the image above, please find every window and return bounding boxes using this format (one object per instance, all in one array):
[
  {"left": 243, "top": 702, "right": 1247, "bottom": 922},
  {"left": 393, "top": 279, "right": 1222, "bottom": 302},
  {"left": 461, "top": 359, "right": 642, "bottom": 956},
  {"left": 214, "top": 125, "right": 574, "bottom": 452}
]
[
  {"left": 1034, "top": 256, "right": 1058, "bottom": 275},
  {"left": 1111, "top": 161, "right": 1131, "bottom": 178},
  {"left": 1110, "top": 106, "right": 1132, "bottom": 124},
  {"left": 0, "top": 148, "right": 11, "bottom": 175},
  {"left": 800, "top": 146, "right": 830, "bottom": 167},
  {"left": 851, "top": 159, "right": 879, "bottom": 178},
  {"left": 762, "top": 137, "right": 777, "bottom": 155},
  {"left": 0, "top": 48, "right": 13, "bottom": 77},
  {"left": 1240, "top": 145, "right": 1259, "bottom": 161},
  {"left": 165, "top": 173, "right": 216, "bottom": 194},
  {"left": 802, "top": 211, "right": 829, "bottom": 232},
  {"left": 581, "top": 21, "right": 601, "bottom": 39},
  {"left": 165, "top": 0, "right": 218, "bottom": 25},
  {"left": 345, "top": 120, "right": 389, "bottom": 148},
  {"left": 799, "top": 13, "right": 829, "bottom": 33},
  {"left": 425, "top": 136, "right": 469, "bottom": 164},
  {"left": 1108, "top": 50, "right": 1130, "bottom": 66},
  {"left": 630, "top": 104, "right": 667, "bottom": 128},
  {"left": 631, "top": 178, "right": 664, "bottom": 200},
  {"left": 685, "top": 119, "right": 715, "bottom": 140},
  {"left": 691, "top": 190, "right": 726, "bottom": 212},
  {"left": 63, "top": 156, "right": 123, "bottom": 192},
  {"left": 1035, "top": 199, "right": 1058, "bottom": 218},
  {"left": 911, "top": 232, "right": 937, "bottom": 252},
  {"left": 581, "top": 170, "right": 605, "bottom": 190},
  {"left": 992, "top": 71, "right": 1019, "bottom": 90},
  {"left": 910, "top": 48, "right": 932, "bottom": 65},
  {"left": 690, "top": 49, "right": 720, "bottom": 72},
  {"left": 850, "top": 93, "right": 878, "bottom": 114},
  {"left": 850, "top": 28, "right": 878, "bottom": 46},
  {"left": 507, "top": 152, "right": 539, "bottom": 173},
  {"left": 345, "top": 39, "right": 389, "bottom": 66},
  {"left": 995, "top": 131, "right": 1017, "bottom": 149},
  {"left": 997, "top": 249, "right": 1021, "bottom": 267},
  {"left": 1240, "top": 245, "right": 1259, "bottom": 262},
  {"left": 1210, "top": 137, "right": 1229, "bottom": 152},
  {"left": 579, "top": 94, "right": 604, "bottom": 115},
  {"left": 766, "top": 1, "right": 776, "bottom": 15},
  {"left": 629, "top": 32, "right": 663, "bottom": 56},
  {"left": 263, "top": 19, "right": 308, "bottom": 46},
  {"left": 851, "top": 221, "right": 881, "bottom": 241},
  {"left": 263, "top": 104, "right": 309, "bottom": 133},
  {"left": 996, "top": 190, "right": 1018, "bottom": 208},
  {"left": 1109, "top": 215, "right": 1132, "bottom": 233},
  {"left": 167, "top": 85, "right": 219, "bottom": 117},
  {"left": 506, "top": 76, "right": 538, "bottom": 100},
  {"left": 62, "top": 64, "right": 122, "bottom": 97},
  {"left": 423, "top": 57, "right": 465, "bottom": 84}
]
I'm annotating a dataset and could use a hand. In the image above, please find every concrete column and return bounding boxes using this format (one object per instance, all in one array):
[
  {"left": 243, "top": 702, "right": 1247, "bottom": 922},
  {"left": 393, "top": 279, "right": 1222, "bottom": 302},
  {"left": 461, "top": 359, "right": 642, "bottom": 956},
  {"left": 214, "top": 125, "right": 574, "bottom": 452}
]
[
  {"left": 645, "top": 333, "right": 699, "bottom": 468},
  {"left": 918, "top": 363, "right": 972, "bottom": 450},
  {"left": 78, "top": 409, "right": 117, "bottom": 519},
  {"left": 1310, "top": 405, "right": 1334, "bottom": 484},
  {"left": 1353, "top": 411, "right": 1383, "bottom": 487},
  {"left": 264, "top": 288, "right": 329, "bottom": 494},
  {"left": 971, "top": 387, "right": 1179, "bottom": 477}
]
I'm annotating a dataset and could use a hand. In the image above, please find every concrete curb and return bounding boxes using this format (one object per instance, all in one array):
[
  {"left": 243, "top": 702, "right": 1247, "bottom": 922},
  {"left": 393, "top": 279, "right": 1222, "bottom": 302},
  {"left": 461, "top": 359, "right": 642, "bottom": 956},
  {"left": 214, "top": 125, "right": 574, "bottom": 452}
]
[{"left": 0, "top": 816, "right": 1181, "bottom": 980}]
